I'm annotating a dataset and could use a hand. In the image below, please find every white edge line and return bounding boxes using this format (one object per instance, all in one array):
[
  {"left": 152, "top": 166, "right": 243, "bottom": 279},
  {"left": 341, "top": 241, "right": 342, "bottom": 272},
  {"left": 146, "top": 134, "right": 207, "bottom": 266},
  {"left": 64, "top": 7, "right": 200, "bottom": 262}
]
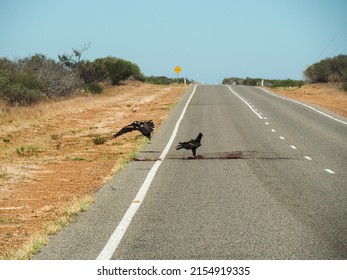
[
  {"left": 96, "top": 84, "right": 198, "bottom": 260},
  {"left": 226, "top": 86, "right": 263, "bottom": 119},
  {"left": 259, "top": 87, "right": 347, "bottom": 126}
]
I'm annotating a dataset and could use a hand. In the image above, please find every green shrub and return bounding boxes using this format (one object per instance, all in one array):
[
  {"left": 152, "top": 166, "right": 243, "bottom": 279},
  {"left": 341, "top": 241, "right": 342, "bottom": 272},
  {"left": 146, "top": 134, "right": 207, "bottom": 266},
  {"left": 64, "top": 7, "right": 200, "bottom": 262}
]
[
  {"left": 4, "top": 84, "right": 44, "bottom": 106},
  {"left": 96, "top": 57, "right": 143, "bottom": 85},
  {"left": 16, "top": 145, "right": 39, "bottom": 157},
  {"left": 86, "top": 83, "right": 103, "bottom": 94},
  {"left": 51, "top": 134, "right": 62, "bottom": 140},
  {"left": 0, "top": 54, "right": 82, "bottom": 105},
  {"left": 342, "top": 72, "right": 347, "bottom": 91},
  {"left": 93, "top": 136, "right": 107, "bottom": 145},
  {"left": 72, "top": 157, "right": 85, "bottom": 161},
  {"left": 304, "top": 54, "right": 347, "bottom": 83},
  {"left": 77, "top": 61, "right": 107, "bottom": 84}
]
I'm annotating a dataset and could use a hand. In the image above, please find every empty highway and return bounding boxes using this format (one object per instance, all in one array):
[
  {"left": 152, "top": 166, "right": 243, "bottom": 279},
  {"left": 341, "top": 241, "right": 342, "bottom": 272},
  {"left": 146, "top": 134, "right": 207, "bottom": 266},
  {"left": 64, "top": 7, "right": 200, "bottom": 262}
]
[{"left": 34, "top": 85, "right": 347, "bottom": 260}]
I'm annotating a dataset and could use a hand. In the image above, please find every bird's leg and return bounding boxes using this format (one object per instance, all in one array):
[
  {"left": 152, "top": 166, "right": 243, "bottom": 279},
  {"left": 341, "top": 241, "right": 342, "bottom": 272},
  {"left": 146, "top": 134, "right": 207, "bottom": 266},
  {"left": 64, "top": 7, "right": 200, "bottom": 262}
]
[{"left": 192, "top": 148, "right": 196, "bottom": 157}]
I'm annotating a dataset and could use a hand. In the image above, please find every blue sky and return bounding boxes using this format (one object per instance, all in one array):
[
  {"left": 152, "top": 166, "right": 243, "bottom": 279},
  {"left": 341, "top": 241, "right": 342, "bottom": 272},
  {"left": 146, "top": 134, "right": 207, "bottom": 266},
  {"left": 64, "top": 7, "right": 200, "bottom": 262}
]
[{"left": 1, "top": 0, "right": 346, "bottom": 84}]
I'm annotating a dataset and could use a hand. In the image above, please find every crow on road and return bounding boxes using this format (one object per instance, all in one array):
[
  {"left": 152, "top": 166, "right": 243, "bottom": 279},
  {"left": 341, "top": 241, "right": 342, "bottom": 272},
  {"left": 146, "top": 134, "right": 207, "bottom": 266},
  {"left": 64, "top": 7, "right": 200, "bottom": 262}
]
[
  {"left": 176, "top": 133, "right": 204, "bottom": 157},
  {"left": 114, "top": 120, "right": 155, "bottom": 141}
]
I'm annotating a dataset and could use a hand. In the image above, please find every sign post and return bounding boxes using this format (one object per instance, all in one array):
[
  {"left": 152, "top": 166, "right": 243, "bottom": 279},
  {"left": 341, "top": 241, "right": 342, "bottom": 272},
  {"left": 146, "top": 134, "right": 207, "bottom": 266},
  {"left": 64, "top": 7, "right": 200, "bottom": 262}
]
[{"left": 174, "top": 66, "right": 182, "bottom": 84}]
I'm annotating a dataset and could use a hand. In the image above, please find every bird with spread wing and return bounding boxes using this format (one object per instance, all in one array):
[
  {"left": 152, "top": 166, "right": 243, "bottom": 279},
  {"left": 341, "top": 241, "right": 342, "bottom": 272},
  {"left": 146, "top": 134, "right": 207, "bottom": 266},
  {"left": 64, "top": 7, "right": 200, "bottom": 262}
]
[
  {"left": 176, "top": 133, "right": 204, "bottom": 157},
  {"left": 114, "top": 120, "right": 155, "bottom": 140}
]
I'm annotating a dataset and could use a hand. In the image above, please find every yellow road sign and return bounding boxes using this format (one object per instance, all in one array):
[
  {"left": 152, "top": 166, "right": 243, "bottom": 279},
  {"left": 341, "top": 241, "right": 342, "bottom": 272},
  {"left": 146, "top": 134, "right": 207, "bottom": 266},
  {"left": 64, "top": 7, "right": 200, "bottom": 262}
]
[{"left": 174, "top": 66, "right": 182, "bottom": 74}]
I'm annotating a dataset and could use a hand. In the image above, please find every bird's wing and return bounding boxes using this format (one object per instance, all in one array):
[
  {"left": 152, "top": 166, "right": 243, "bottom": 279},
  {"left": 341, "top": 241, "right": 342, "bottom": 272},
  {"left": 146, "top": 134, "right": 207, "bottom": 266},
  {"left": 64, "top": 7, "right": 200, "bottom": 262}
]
[
  {"left": 114, "top": 122, "right": 138, "bottom": 137},
  {"left": 185, "top": 141, "right": 197, "bottom": 149},
  {"left": 144, "top": 120, "right": 155, "bottom": 132},
  {"left": 141, "top": 121, "right": 154, "bottom": 133},
  {"left": 177, "top": 140, "right": 196, "bottom": 149}
]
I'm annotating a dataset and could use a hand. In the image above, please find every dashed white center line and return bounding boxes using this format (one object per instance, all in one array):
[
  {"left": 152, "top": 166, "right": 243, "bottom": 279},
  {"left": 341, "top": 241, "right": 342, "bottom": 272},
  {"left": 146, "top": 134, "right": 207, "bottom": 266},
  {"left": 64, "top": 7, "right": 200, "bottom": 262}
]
[
  {"left": 290, "top": 145, "right": 297, "bottom": 150},
  {"left": 228, "top": 87, "right": 340, "bottom": 179}
]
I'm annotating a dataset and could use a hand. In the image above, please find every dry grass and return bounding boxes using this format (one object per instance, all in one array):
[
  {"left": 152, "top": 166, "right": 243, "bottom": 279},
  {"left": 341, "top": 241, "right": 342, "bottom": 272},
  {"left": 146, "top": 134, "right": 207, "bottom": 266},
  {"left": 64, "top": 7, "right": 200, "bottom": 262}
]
[
  {"left": 4, "top": 195, "right": 94, "bottom": 260},
  {"left": 269, "top": 82, "right": 347, "bottom": 118}
]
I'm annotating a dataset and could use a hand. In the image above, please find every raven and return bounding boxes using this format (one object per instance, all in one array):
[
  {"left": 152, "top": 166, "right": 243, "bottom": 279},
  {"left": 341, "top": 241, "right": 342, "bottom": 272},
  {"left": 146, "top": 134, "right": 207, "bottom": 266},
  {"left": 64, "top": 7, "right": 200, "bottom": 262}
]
[
  {"left": 114, "top": 120, "right": 155, "bottom": 140},
  {"left": 176, "top": 133, "right": 204, "bottom": 157}
]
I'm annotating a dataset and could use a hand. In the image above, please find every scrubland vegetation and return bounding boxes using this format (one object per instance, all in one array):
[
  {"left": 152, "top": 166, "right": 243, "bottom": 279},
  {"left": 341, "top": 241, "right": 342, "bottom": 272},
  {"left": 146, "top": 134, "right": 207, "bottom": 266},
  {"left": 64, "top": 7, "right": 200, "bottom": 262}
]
[
  {"left": 223, "top": 54, "right": 347, "bottom": 91},
  {"left": 0, "top": 45, "right": 189, "bottom": 107}
]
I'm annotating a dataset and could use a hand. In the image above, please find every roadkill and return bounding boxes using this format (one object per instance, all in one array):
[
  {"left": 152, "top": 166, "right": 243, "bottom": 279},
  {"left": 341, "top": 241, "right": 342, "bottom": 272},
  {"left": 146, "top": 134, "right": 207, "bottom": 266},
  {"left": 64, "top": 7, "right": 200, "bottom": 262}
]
[{"left": 134, "top": 151, "right": 293, "bottom": 161}]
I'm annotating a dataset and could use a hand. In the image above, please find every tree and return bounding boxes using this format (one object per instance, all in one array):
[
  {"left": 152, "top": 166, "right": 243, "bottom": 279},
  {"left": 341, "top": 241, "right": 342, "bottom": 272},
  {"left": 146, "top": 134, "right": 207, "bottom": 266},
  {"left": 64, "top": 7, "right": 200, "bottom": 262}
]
[
  {"left": 304, "top": 55, "right": 347, "bottom": 83},
  {"left": 58, "top": 42, "right": 91, "bottom": 70},
  {"left": 96, "top": 57, "right": 142, "bottom": 85}
]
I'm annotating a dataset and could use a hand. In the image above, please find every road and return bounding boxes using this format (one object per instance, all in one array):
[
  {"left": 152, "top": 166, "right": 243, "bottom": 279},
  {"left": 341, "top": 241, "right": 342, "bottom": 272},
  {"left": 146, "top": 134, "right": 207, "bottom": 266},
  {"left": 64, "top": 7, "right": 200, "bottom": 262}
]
[{"left": 34, "top": 85, "right": 347, "bottom": 260}]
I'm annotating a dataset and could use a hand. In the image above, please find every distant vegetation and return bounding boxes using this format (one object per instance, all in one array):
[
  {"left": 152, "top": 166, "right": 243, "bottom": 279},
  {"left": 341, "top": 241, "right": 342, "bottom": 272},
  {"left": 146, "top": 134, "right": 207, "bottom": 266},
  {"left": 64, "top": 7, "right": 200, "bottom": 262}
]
[
  {"left": 145, "top": 76, "right": 192, "bottom": 85},
  {"left": 223, "top": 54, "right": 347, "bottom": 91},
  {"left": 0, "top": 45, "right": 188, "bottom": 106},
  {"left": 222, "top": 77, "right": 304, "bottom": 88}
]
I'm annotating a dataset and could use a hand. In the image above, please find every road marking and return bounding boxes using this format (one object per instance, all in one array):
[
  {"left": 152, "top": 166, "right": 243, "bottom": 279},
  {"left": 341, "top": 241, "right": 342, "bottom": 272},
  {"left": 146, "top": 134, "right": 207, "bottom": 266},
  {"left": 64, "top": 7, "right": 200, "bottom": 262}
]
[
  {"left": 290, "top": 145, "right": 297, "bottom": 149},
  {"left": 226, "top": 86, "right": 263, "bottom": 119},
  {"left": 271, "top": 129, "right": 276, "bottom": 132},
  {"left": 259, "top": 87, "right": 347, "bottom": 126},
  {"left": 265, "top": 122, "right": 269, "bottom": 125},
  {"left": 96, "top": 85, "right": 198, "bottom": 260},
  {"left": 279, "top": 136, "right": 285, "bottom": 140},
  {"left": 304, "top": 156, "right": 312, "bottom": 160},
  {"left": 325, "top": 169, "right": 335, "bottom": 174}
]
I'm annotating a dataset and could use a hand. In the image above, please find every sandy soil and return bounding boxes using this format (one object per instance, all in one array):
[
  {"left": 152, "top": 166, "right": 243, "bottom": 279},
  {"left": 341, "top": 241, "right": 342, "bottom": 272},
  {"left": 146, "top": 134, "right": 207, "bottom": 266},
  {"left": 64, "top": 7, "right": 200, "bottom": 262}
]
[
  {"left": 0, "top": 81, "right": 345, "bottom": 259},
  {"left": 268, "top": 82, "right": 347, "bottom": 118}
]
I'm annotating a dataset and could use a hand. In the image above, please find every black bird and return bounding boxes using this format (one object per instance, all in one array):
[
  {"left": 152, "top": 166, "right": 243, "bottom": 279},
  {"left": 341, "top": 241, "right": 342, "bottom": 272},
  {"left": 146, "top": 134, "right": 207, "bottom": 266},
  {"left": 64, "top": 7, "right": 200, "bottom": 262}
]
[
  {"left": 176, "top": 133, "right": 204, "bottom": 157},
  {"left": 114, "top": 120, "right": 155, "bottom": 140}
]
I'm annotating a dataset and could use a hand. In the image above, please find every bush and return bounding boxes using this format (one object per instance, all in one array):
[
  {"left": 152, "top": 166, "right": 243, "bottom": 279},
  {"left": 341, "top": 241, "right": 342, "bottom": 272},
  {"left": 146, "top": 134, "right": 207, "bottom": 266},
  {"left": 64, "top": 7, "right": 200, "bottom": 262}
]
[
  {"left": 86, "top": 83, "right": 103, "bottom": 94},
  {"left": 96, "top": 57, "right": 143, "bottom": 85},
  {"left": 0, "top": 54, "right": 82, "bottom": 105},
  {"left": 145, "top": 76, "right": 191, "bottom": 85},
  {"left": 4, "top": 84, "right": 44, "bottom": 106},
  {"left": 0, "top": 64, "right": 45, "bottom": 106},
  {"left": 342, "top": 72, "right": 347, "bottom": 91},
  {"left": 93, "top": 136, "right": 107, "bottom": 145},
  {"left": 77, "top": 61, "right": 107, "bottom": 84},
  {"left": 16, "top": 145, "right": 39, "bottom": 157},
  {"left": 0, "top": 51, "right": 148, "bottom": 106},
  {"left": 304, "top": 54, "right": 347, "bottom": 84},
  {"left": 25, "top": 54, "right": 82, "bottom": 97}
]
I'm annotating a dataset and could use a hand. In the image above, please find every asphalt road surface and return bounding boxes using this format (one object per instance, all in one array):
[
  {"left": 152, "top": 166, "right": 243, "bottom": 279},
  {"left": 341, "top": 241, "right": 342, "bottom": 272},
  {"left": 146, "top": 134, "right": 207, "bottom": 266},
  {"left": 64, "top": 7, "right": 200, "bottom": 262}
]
[{"left": 34, "top": 85, "right": 347, "bottom": 260}]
